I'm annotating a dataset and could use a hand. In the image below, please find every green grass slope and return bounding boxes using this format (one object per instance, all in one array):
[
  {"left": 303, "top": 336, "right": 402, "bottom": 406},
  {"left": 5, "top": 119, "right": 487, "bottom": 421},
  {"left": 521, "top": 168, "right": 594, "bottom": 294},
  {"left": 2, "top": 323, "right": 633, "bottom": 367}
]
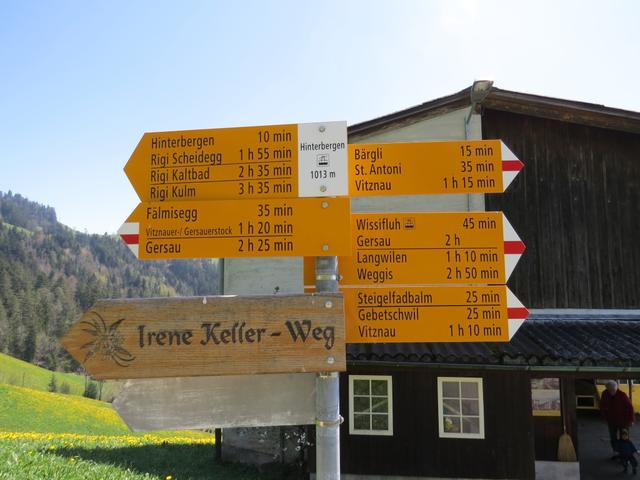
[
  {"left": 0, "top": 384, "right": 214, "bottom": 439},
  {"left": 0, "top": 384, "right": 283, "bottom": 479},
  {"left": 0, "top": 384, "right": 128, "bottom": 435},
  {"left": 0, "top": 352, "right": 120, "bottom": 400},
  {"left": 0, "top": 434, "right": 267, "bottom": 480},
  {"left": 0, "top": 352, "right": 86, "bottom": 395}
]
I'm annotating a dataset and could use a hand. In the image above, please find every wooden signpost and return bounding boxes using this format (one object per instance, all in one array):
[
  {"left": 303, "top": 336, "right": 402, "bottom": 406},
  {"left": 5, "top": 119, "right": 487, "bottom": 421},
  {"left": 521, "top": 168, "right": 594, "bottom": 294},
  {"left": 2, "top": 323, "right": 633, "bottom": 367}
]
[
  {"left": 62, "top": 295, "right": 345, "bottom": 380},
  {"left": 343, "top": 285, "right": 528, "bottom": 343},
  {"left": 118, "top": 197, "right": 351, "bottom": 259},
  {"left": 349, "top": 140, "right": 523, "bottom": 196},
  {"left": 339, "top": 211, "right": 525, "bottom": 286},
  {"left": 61, "top": 116, "right": 530, "bottom": 480},
  {"left": 113, "top": 373, "right": 316, "bottom": 431},
  {"left": 105, "top": 120, "right": 352, "bottom": 480},
  {"left": 125, "top": 121, "right": 348, "bottom": 201}
]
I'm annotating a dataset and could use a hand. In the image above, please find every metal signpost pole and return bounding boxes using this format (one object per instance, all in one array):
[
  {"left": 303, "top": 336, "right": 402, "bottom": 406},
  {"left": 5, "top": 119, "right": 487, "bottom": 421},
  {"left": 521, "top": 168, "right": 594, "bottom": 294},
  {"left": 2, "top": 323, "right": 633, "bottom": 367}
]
[{"left": 315, "top": 255, "right": 340, "bottom": 480}]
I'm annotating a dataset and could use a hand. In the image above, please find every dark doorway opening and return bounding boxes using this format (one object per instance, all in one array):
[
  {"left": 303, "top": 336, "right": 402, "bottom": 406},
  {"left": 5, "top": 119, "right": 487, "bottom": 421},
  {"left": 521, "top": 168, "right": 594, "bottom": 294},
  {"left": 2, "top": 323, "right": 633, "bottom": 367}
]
[{"left": 575, "top": 378, "right": 639, "bottom": 479}]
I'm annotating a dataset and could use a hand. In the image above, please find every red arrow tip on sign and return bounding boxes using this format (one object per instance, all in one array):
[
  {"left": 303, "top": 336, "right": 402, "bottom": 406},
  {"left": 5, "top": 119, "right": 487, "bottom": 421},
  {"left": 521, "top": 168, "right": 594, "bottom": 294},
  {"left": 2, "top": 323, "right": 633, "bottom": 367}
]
[
  {"left": 502, "top": 159, "right": 524, "bottom": 172},
  {"left": 502, "top": 214, "right": 525, "bottom": 280},
  {"left": 500, "top": 142, "right": 524, "bottom": 191},
  {"left": 118, "top": 222, "right": 140, "bottom": 257},
  {"left": 507, "top": 288, "right": 529, "bottom": 340}
]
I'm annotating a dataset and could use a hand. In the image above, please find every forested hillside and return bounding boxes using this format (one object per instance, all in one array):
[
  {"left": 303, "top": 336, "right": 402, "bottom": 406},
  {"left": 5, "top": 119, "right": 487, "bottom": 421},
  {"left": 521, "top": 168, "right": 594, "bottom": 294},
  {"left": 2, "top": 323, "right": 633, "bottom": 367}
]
[{"left": 0, "top": 191, "right": 220, "bottom": 371}]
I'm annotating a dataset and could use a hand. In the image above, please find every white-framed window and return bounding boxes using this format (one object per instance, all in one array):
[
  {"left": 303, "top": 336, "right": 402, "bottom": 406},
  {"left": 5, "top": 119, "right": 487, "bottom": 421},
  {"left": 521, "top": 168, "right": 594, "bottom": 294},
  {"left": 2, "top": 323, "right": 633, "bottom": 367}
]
[
  {"left": 348, "top": 375, "right": 393, "bottom": 436},
  {"left": 437, "top": 377, "right": 484, "bottom": 439}
]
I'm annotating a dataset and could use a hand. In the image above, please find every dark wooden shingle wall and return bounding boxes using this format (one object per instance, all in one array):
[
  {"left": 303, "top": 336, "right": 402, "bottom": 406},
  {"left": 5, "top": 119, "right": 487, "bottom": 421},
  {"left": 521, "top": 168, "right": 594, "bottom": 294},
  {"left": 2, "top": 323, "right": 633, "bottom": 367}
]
[{"left": 483, "top": 109, "right": 640, "bottom": 308}]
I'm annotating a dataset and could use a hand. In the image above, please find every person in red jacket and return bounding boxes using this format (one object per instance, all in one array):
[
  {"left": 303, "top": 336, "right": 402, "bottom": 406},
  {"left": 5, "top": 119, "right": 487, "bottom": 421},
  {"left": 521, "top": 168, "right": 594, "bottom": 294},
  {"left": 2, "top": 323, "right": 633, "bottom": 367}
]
[{"left": 600, "top": 380, "right": 635, "bottom": 457}]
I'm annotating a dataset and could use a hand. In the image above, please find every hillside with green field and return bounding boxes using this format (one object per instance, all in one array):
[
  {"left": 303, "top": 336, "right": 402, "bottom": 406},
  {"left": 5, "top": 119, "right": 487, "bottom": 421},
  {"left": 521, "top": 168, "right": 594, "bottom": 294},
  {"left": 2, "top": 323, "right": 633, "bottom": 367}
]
[
  {"left": 0, "top": 384, "right": 127, "bottom": 435},
  {"left": 0, "top": 383, "right": 289, "bottom": 479},
  {"left": 0, "top": 352, "right": 120, "bottom": 400}
]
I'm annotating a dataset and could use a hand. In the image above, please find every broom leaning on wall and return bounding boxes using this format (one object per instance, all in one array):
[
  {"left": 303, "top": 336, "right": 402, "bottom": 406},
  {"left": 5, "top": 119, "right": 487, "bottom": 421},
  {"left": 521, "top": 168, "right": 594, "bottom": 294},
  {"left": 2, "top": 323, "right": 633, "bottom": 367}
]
[{"left": 558, "top": 383, "right": 577, "bottom": 462}]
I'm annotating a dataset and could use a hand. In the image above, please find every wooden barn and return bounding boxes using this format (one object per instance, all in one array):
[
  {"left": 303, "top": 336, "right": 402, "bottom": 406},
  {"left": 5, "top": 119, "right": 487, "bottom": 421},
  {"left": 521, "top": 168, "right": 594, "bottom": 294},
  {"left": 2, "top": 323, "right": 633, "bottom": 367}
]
[
  {"left": 317, "top": 310, "right": 640, "bottom": 480},
  {"left": 219, "top": 84, "right": 640, "bottom": 479}
]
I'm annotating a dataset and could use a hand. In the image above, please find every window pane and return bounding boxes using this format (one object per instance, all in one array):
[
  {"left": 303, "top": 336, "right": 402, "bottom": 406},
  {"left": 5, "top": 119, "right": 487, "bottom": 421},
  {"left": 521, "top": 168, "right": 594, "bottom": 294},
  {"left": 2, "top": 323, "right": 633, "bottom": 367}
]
[
  {"left": 462, "top": 416, "right": 480, "bottom": 434},
  {"left": 371, "top": 414, "right": 389, "bottom": 431},
  {"left": 461, "top": 399, "right": 479, "bottom": 415},
  {"left": 461, "top": 381, "right": 479, "bottom": 398},
  {"left": 443, "top": 416, "right": 461, "bottom": 433},
  {"left": 354, "top": 396, "right": 370, "bottom": 413},
  {"left": 442, "top": 381, "right": 460, "bottom": 398},
  {"left": 353, "top": 379, "right": 370, "bottom": 396},
  {"left": 443, "top": 398, "right": 460, "bottom": 415},
  {"left": 354, "top": 414, "right": 370, "bottom": 430},
  {"left": 372, "top": 398, "right": 388, "bottom": 413},
  {"left": 371, "top": 380, "right": 388, "bottom": 396}
]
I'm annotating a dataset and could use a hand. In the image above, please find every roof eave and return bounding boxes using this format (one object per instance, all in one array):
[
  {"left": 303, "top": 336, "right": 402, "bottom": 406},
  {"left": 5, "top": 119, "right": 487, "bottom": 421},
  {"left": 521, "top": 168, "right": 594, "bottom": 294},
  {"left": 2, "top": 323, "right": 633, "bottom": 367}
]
[
  {"left": 348, "top": 87, "right": 471, "bottom": 137},
  {"left": 347, "top": 359, "right": 640, "bottom": 373},
  {"left": 347, "top": 86, "right": 640, "bottom": 136},
  {"left": 484, "top": 88, "right": 640, "bottom": 134}
]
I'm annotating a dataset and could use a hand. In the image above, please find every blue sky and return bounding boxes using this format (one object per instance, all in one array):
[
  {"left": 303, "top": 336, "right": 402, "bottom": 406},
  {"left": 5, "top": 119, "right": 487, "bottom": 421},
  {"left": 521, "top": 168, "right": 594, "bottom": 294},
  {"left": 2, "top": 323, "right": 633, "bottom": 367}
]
[{"left": 1, "top": 0, "right": 638, "bottom": 233}]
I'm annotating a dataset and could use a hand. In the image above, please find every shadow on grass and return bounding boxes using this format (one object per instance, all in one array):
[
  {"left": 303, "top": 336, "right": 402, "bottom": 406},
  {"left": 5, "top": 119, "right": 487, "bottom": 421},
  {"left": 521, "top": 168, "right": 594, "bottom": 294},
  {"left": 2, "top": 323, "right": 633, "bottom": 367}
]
[{"left": 52, "top": 443, "right": 298, "bottom": 480}]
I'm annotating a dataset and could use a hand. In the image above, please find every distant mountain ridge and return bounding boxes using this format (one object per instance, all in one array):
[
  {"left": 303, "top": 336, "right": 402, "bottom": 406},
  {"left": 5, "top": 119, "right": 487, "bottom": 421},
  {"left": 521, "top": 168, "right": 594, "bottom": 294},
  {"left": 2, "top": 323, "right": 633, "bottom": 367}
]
[{"left": 0, "top": 191, "right": 220, "bottom": 371}]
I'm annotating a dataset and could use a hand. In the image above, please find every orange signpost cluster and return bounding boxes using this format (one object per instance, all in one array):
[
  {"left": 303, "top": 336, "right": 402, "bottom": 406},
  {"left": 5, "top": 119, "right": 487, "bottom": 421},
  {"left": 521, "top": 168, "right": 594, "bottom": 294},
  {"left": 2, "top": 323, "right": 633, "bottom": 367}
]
[
  {"left": 119, "top": 121, "right": 351, "bottom": 261},
  {"left": 68, "top": 121, "right": 353, "bottom": 381},
  {"left": 304, "top": 139, "right": 528, "bottom": 344},
  {"left": 61, "top": 123, "right": 529, "bottom": 473},
  {"left": 65, "top": 125, "right": 529, "bottom": 380}
]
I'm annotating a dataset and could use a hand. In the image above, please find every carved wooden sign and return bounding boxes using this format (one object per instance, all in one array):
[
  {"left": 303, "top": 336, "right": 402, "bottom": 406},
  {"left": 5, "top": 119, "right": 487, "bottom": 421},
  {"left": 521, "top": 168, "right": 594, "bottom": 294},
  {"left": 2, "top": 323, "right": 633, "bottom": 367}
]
[{"left": 62, "top": 294, "right": 345, "bottom": 379}]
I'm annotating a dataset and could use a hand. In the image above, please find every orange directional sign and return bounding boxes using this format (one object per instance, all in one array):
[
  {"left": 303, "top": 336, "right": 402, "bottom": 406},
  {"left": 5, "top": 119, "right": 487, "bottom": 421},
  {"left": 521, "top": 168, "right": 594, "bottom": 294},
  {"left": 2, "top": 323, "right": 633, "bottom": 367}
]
[
  {"left": 344, "top": 285, "right": 528, "bottom": 343},
  {"left": 339, "top": 212, "right": 525, "bottom": 286},
  {"left": 349, "top": 140, "right": 523, "bottom": 196},
  {"left": 303, "top": 211, "right": 525, "bottom": 288},
  {"left": 118, "top": 197, "right": 350, "bottom": 260},
  {"left": 62, "top": 295, "right": 345, "bottom": 380},
  {"left": 125, "top": 122, "right": 348, "bottom": 201}
]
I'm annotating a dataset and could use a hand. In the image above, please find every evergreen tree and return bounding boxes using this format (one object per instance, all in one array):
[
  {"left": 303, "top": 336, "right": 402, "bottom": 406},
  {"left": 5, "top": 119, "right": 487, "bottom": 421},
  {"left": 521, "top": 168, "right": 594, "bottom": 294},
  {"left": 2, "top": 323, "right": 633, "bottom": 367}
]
[
  {"left": 0, "top": 303, "right": 8, "bottom": 352},
  {"left": 23, "top": 321, "right": 37, "bottom": 362},
  {"left": 20, "top": 292, "right": 37, "bottom": 362},
  {"left": 7, "top": 300, "right": 22, "bottom": 357},
  {"left": 83, "top": 381, "right": 98, "bottom": 399},
  {"left": 47, "top": 374, "right": 58, "bottom": 393}
]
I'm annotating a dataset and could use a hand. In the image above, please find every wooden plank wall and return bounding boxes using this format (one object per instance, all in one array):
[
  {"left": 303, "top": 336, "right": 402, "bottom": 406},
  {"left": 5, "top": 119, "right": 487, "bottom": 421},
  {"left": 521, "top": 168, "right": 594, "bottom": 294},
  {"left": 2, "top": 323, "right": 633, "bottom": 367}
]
[
  {"left": 483, "top": 109, "right": 640, "bottom": 308},
  {"left": 309, "top": 366, "right": 535, "bottom": 479}
]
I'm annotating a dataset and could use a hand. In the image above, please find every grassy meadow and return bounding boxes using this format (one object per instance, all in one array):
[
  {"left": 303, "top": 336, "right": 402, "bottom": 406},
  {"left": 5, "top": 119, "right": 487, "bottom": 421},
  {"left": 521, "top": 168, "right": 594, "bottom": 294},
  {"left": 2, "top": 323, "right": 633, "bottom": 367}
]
[
  {"left": 0, "top": 355, "right": 290, "bottom": 479},
  {"left": 0, "top": 384, "right": 129, "bottom": 434},
  {"left": 0, "top": 352, "right": 121, "bottom": 400}
]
